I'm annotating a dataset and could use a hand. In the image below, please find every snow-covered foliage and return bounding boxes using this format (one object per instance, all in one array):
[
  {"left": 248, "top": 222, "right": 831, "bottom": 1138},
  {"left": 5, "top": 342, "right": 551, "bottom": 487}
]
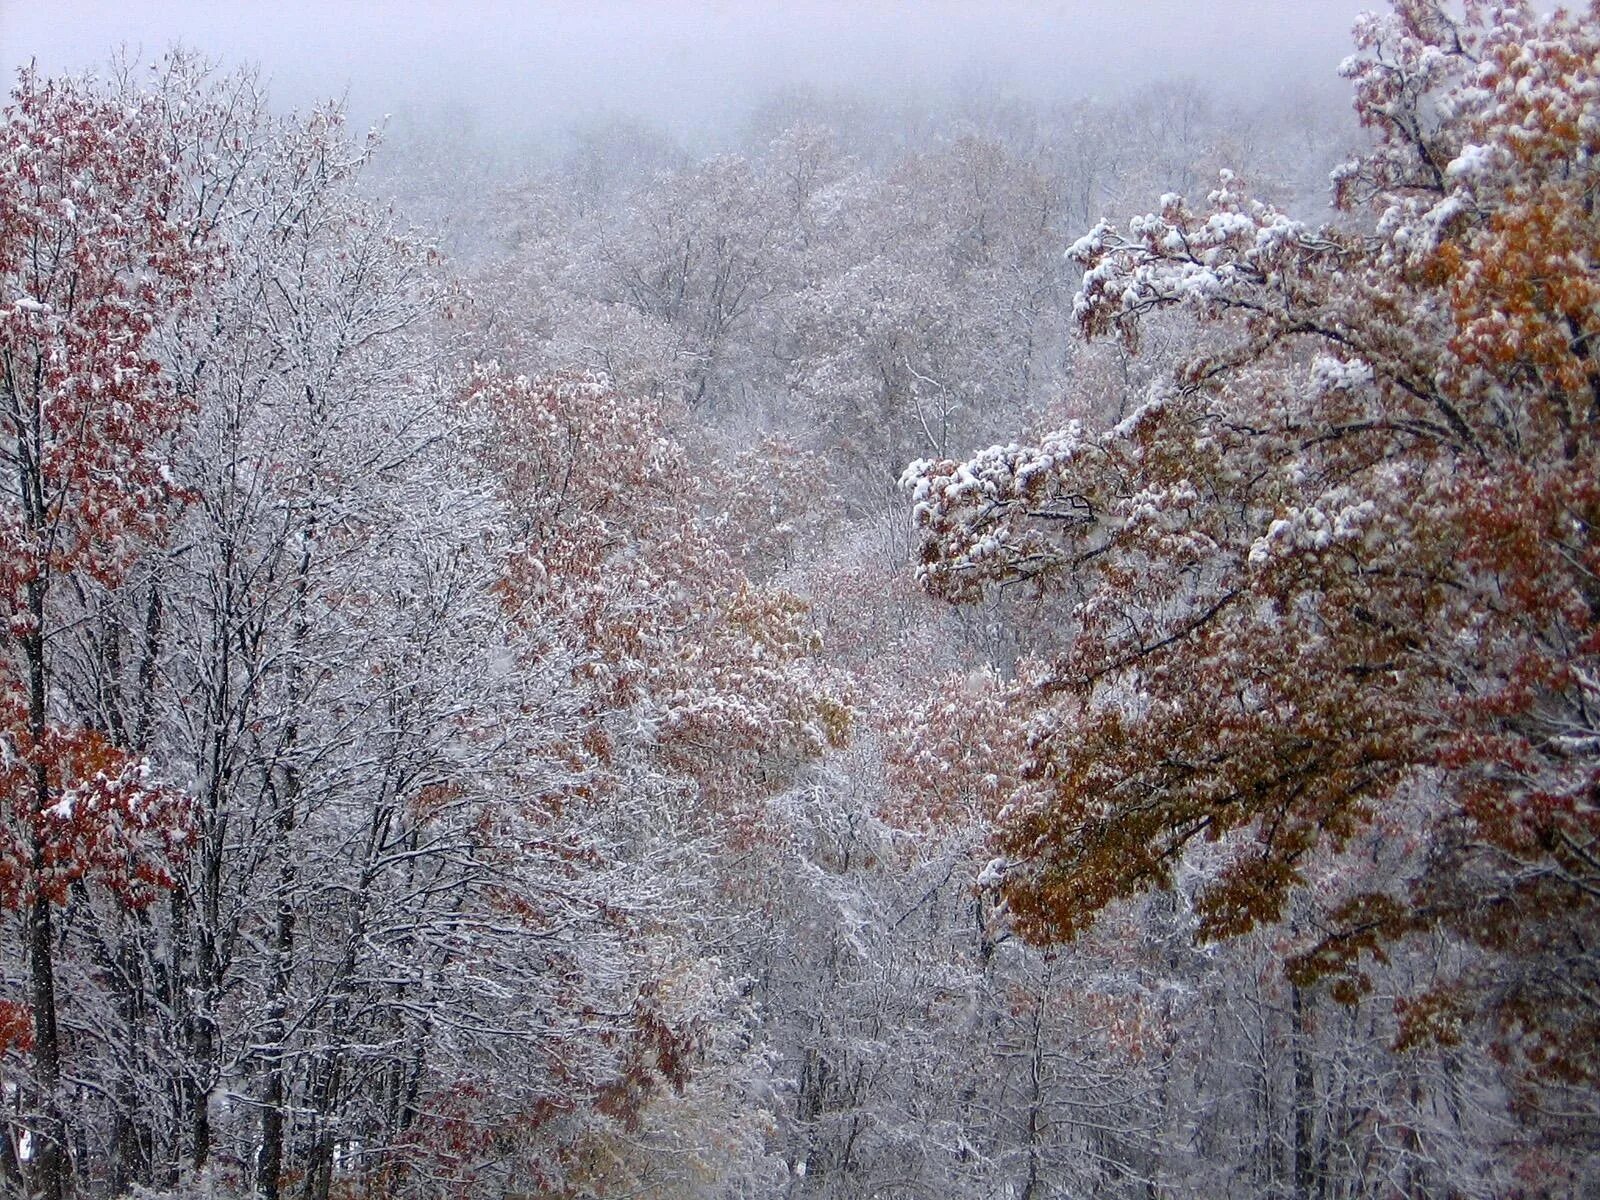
[
  {"left": 5, "top": 4, "right": 1597, "bottom": 1198},
  {"left": 906, "top": 1, "right": 1600, "bottom": 1191}
]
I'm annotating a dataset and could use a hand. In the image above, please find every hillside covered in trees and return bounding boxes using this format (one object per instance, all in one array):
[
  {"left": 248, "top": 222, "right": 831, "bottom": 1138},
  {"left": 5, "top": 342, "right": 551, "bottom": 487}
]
[{"left": 1, "top": 2, "right": 1597, "bottom": 1197}]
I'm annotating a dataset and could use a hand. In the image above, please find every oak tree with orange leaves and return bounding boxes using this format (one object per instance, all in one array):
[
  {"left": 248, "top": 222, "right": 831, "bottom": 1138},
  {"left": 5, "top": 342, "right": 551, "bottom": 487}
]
[
  {"left": 0, "top": 68, "right": 203, "bottom": 1200},
  {"left": 459, "top": 364, "right": 851, "bottom": 812},
  {"left": 906, "top": 0, "right": 1600, "bottom": 1174}
]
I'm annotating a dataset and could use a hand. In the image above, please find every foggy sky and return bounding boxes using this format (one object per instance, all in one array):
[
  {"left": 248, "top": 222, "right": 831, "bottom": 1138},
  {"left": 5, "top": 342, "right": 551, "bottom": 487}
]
[{"left": 3, "top": 1, "right": 1371, "bottom": 142}]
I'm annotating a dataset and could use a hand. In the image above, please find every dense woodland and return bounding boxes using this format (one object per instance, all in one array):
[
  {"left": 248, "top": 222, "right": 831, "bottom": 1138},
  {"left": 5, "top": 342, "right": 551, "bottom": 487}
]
[{"left": 1, "top": 2, "right": 1597, "bottom": 1197}]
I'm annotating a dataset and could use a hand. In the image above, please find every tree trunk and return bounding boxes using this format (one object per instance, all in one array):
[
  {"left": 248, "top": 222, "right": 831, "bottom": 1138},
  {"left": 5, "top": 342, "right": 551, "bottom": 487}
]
[
  {"left": 1291, "top": 981, "right": 1319, "bottom": 1200},
  {"left": 108, "top": 933, "right": 154, "bottom": 1196},
  {"left": 23, "top": 586, "right": 67, "bottom": 1200},
  {"left": 256, "top": 810, "right": 298, "bottom": 1200},
  {"left": 25, "top": 891, "right": 65, "bottom": 1200}
]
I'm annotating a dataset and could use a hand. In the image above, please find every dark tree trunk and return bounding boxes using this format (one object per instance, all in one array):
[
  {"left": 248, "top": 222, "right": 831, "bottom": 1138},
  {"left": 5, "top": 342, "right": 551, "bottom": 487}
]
[
  {"left": 256, "top": 822, "right": 297, "bottom": 1200},
  {"left": 23, "top": 583, "right": 67, "bottom": 1200},
  {"left": 1291, "top": 981, "right": 1319, "bottom": 1200}
]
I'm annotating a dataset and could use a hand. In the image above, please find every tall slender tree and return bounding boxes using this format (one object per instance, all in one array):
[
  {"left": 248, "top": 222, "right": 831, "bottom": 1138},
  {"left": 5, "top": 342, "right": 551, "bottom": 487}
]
[{"left": 0, "top": 67, "right": 206, "bottom": 1200}]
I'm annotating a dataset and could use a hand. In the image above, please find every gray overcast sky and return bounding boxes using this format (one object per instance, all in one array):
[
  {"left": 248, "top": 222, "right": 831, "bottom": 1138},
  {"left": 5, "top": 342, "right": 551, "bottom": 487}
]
[{"left": 2, "top": 2, "right": 1372, "bottom": 137}]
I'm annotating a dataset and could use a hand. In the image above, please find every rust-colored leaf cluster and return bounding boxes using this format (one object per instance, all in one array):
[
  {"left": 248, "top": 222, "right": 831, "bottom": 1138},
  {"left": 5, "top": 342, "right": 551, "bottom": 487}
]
[
  {"left": 905, "top": 0, "right": 1600, "bottom": 1123},
  {"left": 460, "top": 365, "right": 852, "bottom": 813}
]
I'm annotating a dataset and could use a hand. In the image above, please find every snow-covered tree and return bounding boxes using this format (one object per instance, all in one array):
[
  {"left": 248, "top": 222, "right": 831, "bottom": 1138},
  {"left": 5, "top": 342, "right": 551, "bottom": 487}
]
[
  {"left": 905, "top": 1, "right": 1600, "bottom": 1188},
  {"left": 0, "top": 64, "right": 211, "bottom": 1200}
]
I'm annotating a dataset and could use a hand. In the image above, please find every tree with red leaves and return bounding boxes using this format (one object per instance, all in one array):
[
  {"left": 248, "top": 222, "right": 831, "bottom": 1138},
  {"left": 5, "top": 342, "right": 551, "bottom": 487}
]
[
  {"left": 0, "top": 68, "right": 202, "bottom": 1200},
  {"left": 906, "top": 0, "right": 1600, "bottom": 1183},
  {"left": 460, "top": 364, "right": 851, "bottom": 812}
]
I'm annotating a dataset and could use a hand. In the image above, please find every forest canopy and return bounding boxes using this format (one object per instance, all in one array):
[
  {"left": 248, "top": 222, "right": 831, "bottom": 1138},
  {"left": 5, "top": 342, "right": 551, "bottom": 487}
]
[{"left": 2, "top": 3, "right": 1598, "bottom": 1199}]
